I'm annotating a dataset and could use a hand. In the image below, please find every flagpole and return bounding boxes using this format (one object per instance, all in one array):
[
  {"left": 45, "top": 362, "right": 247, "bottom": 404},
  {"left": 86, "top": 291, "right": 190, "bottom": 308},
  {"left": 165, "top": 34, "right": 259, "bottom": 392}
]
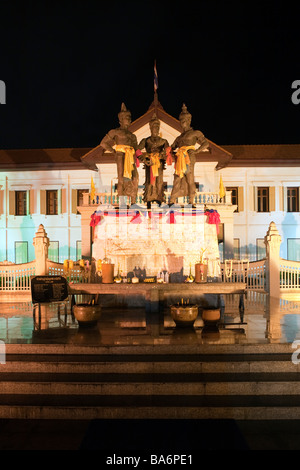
[{"left": 154, "top": 60, "right": 158, "bottom": 114}]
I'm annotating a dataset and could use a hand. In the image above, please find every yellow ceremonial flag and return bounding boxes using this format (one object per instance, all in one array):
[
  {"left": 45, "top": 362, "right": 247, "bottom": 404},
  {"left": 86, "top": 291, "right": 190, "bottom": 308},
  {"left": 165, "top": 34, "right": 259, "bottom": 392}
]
[
  {"left": 90, "top": 176, "right": 96, "bottom": 201},
  {"left": 219, "top": 175, "right": 226, "bottom": 199}
]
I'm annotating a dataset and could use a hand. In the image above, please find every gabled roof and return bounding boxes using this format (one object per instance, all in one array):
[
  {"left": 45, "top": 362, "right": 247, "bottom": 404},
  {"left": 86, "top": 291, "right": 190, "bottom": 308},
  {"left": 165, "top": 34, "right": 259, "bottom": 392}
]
[
  {"left": 223, "top": 144, "right": 300, "bottom": 166},
  {"left": 81, "top": 96, "right": 233, "bottom": 170},
  {"left": 129, "top": 94, "right": 182, "bottom": 133},
  {"left": 0, "top": 147, "right": 90, "bottom": 171}
]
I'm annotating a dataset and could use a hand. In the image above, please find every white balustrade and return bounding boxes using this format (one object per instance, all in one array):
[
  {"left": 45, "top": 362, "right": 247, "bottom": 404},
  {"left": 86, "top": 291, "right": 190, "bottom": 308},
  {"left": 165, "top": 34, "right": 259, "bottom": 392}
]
[
  {"left": 279, "top": 259, "right": 300, "bottom": 290},
  {"left": 247, "top": 259, "right": 267, "bottom": 292},
  {"left": 0, "top": 261, "right": 36, "bottom": 291},
  {"left": 82, "top": 190, "right": 225, "bottom": 207}
]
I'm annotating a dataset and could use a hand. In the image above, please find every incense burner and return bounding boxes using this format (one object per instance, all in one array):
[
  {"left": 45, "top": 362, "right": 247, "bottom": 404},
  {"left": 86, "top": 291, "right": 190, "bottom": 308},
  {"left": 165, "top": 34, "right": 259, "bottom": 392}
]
[
  {"left": 170, "top": 303, "right": 199, "bottom": 327},
  {"left": 73, "top": 303, "right": 102, "bottom": 327}
]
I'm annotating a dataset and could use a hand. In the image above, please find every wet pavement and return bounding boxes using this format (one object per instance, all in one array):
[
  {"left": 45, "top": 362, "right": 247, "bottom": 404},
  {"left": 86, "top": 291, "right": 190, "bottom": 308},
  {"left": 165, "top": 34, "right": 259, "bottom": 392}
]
[
  {"left": 1, "top": 292, "right": 300, "bottom": 452},
  {"left": 0, "top": 292, "right": 300, "bottom": 346}
]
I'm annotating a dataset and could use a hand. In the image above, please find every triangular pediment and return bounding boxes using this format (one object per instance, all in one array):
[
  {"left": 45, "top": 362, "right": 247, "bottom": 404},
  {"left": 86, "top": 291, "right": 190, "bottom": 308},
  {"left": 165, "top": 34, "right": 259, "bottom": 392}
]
[{"left": 81, "top": 96, "right": 232, "bottom": 170}]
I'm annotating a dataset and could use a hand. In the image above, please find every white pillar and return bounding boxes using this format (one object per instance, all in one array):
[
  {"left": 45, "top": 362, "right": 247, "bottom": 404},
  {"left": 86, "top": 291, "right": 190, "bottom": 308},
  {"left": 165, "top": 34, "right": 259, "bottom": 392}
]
[
  {"left": 77, "top": 206, "right": 96, "bottom": 260},
  {"left": 264, "top": 221, "right": 282, "bottom": 298},
  {"left": 32, "top": 224, "right": 49, "bottom": 275}
]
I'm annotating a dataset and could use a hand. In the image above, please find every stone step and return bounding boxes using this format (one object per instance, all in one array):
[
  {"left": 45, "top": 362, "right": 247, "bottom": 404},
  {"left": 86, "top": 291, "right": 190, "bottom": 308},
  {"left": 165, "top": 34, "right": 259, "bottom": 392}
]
[
  {"left": 1, "top": 402, "right": 300, "bottom": 420},
  {"left": 1, "top": 344, "right": 299, "bottom": 420},
  {"left": 1, "top": 358, "right": 298, "bottom": 373},
  {"left": 0, "top": 380, "right": 299, "bottom": 396}
]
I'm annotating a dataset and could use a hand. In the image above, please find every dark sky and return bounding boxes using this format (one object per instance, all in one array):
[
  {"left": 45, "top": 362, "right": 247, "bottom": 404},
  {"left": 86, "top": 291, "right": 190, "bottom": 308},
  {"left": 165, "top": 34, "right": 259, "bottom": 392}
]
[{"left": 0, "top": 0, "right": 299, "bottom": 149}]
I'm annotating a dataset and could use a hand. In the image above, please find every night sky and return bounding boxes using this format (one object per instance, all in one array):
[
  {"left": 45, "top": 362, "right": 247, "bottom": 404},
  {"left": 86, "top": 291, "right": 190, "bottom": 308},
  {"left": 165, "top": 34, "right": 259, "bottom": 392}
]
[{"left": 0, "top": 0, "right": 300, "bottom": 150}]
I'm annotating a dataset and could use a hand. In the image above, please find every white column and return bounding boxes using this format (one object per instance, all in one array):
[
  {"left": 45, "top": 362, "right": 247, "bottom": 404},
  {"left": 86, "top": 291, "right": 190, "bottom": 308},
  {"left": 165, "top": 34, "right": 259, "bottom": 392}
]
[
  {"left": 32, "top": 224, "right": 50, "bottom": 275},
  {"left": 264, "top": 221, "right": 282, "bottom": 298}
]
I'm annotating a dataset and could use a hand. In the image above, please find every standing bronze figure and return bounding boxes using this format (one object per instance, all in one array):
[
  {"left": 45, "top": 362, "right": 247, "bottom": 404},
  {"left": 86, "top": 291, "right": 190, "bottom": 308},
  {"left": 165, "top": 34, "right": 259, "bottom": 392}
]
[
  {"left": 169, "top": 104, "right": 209, "bottom": 206},
  {"left": 99, "top": 103, "right": 139, "bottom": 204},
  {"left": 137, "top": 113, "right": 171, "bottom": 207}
]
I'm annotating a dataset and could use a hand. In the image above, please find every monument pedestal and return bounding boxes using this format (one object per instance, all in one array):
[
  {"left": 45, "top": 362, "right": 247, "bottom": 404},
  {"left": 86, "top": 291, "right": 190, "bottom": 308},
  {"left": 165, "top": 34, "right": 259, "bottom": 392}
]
[{"left": 92, "top": 205, "right": 220, "bottom": 282}]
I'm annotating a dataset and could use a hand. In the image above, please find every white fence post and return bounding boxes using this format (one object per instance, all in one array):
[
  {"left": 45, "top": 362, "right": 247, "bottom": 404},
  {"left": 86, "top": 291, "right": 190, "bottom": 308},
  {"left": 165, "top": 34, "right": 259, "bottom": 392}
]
[
  {"left": 32, "top": 224, "right": 49, "bottom": 276},
  {"left": 264, "top": 221, "right": 282, "bottom": 298}
]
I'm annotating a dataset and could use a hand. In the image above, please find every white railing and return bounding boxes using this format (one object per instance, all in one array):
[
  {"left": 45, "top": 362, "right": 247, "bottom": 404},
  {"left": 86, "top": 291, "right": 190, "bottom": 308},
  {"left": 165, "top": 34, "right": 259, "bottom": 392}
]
[
  {"left": 0, "top": 259, "right": 95, "bottom": 291},
  {"left": 280, "top": 259, "right": 300, "bottom": 290},
  {"left": 220, "top": 260, "right": 249, "bottom": 284},
  {"left": 82, "top": 190, "right": 229, "bottom": 207},
  {"left": 47, "top": 260, "right": 94, "bottom": 283},
  {"left": 220, "top": 259, "right": 267, "bottom": 292},
  {"left": 0, "top": 261, "right": 36, "bottom": 291},
  {"left": 247, "top": 259, "right": 267, "bottom": 292}
]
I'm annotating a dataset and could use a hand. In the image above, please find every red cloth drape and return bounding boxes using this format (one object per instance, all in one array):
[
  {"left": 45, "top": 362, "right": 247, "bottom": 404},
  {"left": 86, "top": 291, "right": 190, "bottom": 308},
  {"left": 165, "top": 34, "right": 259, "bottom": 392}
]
[{"left": 205, "top": 209, "right": 221, "bottom": 233}]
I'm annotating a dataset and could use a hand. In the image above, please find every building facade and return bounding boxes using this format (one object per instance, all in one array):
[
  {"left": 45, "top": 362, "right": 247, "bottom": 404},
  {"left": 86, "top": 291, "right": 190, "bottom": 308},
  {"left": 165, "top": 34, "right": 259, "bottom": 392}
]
[{"left": 1, "top": 99, "right": 300, "bottom": 264}]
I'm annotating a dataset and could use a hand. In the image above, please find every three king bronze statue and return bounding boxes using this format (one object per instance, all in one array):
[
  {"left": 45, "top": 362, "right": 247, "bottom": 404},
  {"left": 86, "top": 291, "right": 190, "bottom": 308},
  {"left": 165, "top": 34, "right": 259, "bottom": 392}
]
[{"left": 99, "top": 102, "right": 209, "bottom": 207}]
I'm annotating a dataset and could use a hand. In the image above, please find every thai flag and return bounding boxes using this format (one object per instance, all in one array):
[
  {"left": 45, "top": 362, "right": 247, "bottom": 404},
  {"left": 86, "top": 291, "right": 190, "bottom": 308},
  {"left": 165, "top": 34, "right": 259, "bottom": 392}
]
[{"left": 154, "top": 61, "right": 158, "bottom": 92}]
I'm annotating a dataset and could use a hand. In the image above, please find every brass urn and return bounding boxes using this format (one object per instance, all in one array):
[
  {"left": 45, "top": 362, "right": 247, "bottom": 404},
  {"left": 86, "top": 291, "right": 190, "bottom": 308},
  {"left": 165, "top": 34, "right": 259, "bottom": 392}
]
[
  {"left": 170, "top": 301, "right": 198, "bottom": 327},
  {"left": 73, "top": 303, "right": 102, "bottom": 327}
]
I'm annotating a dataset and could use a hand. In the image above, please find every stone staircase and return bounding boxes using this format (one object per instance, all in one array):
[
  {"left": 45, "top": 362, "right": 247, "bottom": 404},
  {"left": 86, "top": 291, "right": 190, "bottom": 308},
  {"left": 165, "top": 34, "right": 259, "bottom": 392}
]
[{"left": 0, "top": 343, "right": 299, "bottom": 420}]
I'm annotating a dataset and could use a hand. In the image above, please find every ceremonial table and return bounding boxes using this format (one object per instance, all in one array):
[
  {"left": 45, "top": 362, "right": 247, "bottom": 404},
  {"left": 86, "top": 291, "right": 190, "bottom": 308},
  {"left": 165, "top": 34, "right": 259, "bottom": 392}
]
[{"left": 68, "top": 281, "right": 246, "bottom": 313}]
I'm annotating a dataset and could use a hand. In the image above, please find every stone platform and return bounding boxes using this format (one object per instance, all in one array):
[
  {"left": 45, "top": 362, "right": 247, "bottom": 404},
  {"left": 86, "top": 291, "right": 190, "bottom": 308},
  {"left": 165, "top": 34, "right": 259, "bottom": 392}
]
[
  {"left": 92, "top": 205, "right": 220, "bottom": 280},
  {"left": 68, "top": 281, "right": 246, "bottom": 312}
]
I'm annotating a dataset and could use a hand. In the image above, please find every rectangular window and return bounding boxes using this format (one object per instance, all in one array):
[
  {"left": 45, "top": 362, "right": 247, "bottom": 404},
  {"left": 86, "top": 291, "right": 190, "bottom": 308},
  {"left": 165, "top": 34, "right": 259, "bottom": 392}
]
[
  {"left": 227, "top": 187, "right": 238, "bottom": 212},
  {"left": 15, "top": 191, "right": 27, "bottom": 216},
  {"left": 48, "top": 241, "right": 59, "bottom": 262},
  {"left": 77, "top": 189, "right": 89, "bottom": 207},
  {"left": 287, "top": 239, "right": 300, "bottom": 261},
  {"left": 287, "top": 187, "right": 299, "bottom": 212},
  {"left": 257, "top": 187, "right": 269, "bottom": 212},
  {"left": 15, "top": 241, "right": 28, "bottom": 264},
  {"left": 256, "top": 238, "right": 266, "bottom": 260},
  {"left": 76, "top": 241, "right": 82, "bottom": 260},
  {"left": 233, "top": 238, "right": 240, "bottom": 260},
  {"left": 46, "top": 190, "right": 58, "bottom": 215},
  {"left": 77, "top": 189, "right": 89, "bottom": 214}
]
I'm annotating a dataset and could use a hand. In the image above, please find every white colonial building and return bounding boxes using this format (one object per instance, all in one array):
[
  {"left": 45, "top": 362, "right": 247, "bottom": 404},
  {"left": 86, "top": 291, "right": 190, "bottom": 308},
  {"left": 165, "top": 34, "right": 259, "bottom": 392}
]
[{"left": 1, "top": 97, "right": 300, "bottom": 264}]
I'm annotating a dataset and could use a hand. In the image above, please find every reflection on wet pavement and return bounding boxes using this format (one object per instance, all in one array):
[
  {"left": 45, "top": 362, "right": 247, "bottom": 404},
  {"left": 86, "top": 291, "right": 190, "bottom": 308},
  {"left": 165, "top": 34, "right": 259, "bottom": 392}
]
[{"left": 1, "top": 292, "right": 300, "bottom": 345}]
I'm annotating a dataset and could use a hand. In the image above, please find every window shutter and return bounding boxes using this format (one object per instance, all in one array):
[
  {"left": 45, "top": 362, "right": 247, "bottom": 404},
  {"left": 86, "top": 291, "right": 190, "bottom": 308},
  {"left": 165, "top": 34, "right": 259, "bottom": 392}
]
[
  {"left": 0, "top": 190, "right": 3, "bottom": 215},
  {"left": 40, "top": 190, "right": 46, "bottom": 214},
  {"left": 269, "top": 186, "right": 276, "bottom": 212},
  {"left": 61, "top": 188, "right": 67, "bottom": 214},
  {"left": 279, "top": 186, "right": 283, "bottom": 211},
  {"left": 238, "top": 187, "right": 244, "bottom": 212},
  {"left": 71, "top": 189, "right": 78, "bottom": 214},
  {"left": 29, "top": 189, "right": 34, "bottom": 215},
  {"left": 9, "top": 191, "right": 15, "bottom": 215}
]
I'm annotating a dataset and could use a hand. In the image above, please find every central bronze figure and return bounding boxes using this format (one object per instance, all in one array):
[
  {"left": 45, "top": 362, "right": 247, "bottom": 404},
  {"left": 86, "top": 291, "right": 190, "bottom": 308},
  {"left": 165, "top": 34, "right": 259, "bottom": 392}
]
[
  {"left": 99, "top": 103, "right": 139, "bottom": 204},
  {"left": 137, "top": 113, "right": 171, "bottom": 207},
  {"left": 169, "top": 104, "right": 209, "bottom": 206}
]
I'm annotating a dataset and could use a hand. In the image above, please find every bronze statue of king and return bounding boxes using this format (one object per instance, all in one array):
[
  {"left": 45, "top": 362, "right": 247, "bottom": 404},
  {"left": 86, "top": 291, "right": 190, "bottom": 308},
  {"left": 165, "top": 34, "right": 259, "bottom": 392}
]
[
  {"left": 99, "top": 103, "right": 139, "bottom": 204},
  {"left": 169, "top": 104, "right": 209, "bottom": 206},
  {"left": 137, "top": 113, "right": 171, "bottom": 207}
]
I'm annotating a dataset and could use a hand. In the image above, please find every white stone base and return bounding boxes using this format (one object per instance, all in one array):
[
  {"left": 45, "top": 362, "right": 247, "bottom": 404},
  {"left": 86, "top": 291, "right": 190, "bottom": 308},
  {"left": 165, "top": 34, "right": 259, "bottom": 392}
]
[{"left": 92, "top": 205, "right": 220, "bottom": 280}]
